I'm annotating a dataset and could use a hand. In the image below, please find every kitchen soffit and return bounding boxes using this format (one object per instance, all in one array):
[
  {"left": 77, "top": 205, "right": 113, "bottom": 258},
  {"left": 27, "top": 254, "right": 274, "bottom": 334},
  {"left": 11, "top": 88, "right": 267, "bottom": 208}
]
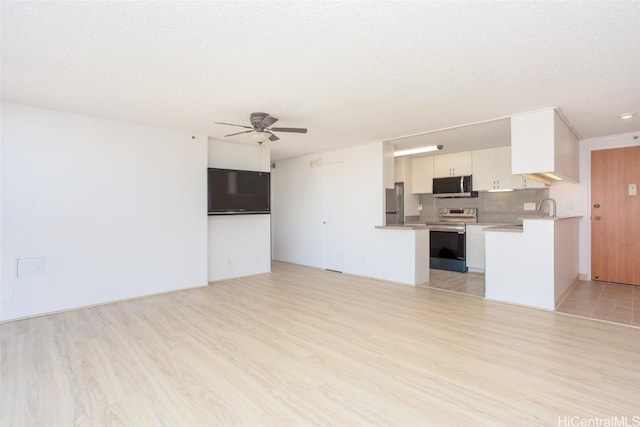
[{"left": 389, "top": 118, "right": 512, "bottom": 157}]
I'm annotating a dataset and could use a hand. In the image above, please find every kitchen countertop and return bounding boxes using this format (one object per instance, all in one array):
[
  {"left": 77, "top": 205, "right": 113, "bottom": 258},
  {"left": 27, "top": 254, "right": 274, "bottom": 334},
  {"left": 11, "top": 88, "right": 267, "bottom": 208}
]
[
  {"left": 483, "top": 224, "right": 524, "bottom": 232},
  {"left": 378, "top": 222, "right": 521, "bottom": 230},
  {"left": 375, "top": 224, "right": 429, "bottom": 230},
  {"left": 378, "top": 217, "right": 581, "bottom": 232},
  {"left": 518, "top": 216, "right": 582, "bottom": 221},
  {"left": 484, "top": 216, "right": 582, "bottom": 233}
]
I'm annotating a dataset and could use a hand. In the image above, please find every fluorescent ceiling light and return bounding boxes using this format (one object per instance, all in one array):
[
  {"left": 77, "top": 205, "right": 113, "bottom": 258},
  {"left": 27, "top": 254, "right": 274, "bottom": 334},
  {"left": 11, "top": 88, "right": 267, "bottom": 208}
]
[
  {"left": 620, "top": 113, "right": 635, "bottom": 120},
  {"left": 394, "top": 144, "right": 443, "bottom": 157}
]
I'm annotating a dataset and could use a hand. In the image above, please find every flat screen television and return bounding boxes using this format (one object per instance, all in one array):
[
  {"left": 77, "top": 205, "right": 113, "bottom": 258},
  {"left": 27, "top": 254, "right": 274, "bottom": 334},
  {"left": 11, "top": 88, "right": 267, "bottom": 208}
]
[{"left": 208, "top": 168, "right": 270, "bottom": 215}]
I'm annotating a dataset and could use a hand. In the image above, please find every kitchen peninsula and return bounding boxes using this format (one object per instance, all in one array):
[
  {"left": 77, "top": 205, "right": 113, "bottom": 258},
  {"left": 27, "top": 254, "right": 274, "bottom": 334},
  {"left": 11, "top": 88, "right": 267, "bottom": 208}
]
[
  {"left": 374, "top": 225, "right": 430, "bottom": 286},
  {"left": 484, "top": 216, "right": 580, "bottom": 310}
]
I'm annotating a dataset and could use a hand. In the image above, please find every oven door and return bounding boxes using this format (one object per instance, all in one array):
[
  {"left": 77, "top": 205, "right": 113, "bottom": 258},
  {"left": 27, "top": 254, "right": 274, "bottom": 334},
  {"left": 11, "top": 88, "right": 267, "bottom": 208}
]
[{"left": 429, "top": 229, "right": 467, "bottom": 272}]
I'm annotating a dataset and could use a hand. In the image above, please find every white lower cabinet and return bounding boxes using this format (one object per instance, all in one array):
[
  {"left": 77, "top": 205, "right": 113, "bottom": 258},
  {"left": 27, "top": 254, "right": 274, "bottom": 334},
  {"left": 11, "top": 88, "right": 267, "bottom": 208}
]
[{"left": 465, "top": 225, "right": 486, "bottom": 272}]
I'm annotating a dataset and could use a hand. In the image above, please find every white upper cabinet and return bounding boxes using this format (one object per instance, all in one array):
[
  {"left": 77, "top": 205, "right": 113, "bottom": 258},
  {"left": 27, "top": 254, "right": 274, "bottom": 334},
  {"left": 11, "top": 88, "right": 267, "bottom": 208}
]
[
  {"left": 394, "top": 157, "right": 406, "bottom": 183},
  {"left": 411, "top": 156, "right": 434, "bottom": 194},
  {"left": 513, "top": 176, "right": 547, "bottom": 189},
  {"left": 471, "top": 148, "right": 495, "bottom": 191},
  {"left": 511, "top": 108, "right": 579, "bottom": 184},
  {"left": 433, "top": 152, "right": 473, "bottom": 177},
  {"left": 396, "top": 157, "right": 420, "bottom": 216},
  {"left": 473, "top": 146, "right": 547, "bottom": 190},
  {"left": 384, "top": 142, "right": 395, "bottom": 189},
  {"left": 472, "top": 147, "right": 514, "bottom": 191}
]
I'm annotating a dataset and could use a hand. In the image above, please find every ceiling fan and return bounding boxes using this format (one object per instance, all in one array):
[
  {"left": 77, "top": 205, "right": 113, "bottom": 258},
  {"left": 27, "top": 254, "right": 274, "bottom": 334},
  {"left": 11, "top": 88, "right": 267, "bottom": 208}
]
[{"left": 215, "top": 112, "right": 307, "bottom": 143}]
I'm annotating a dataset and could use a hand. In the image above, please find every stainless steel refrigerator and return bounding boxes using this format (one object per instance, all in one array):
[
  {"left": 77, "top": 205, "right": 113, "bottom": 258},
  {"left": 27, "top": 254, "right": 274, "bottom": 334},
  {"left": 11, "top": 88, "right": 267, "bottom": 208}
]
[{"left": 385, "top": 182, "right": 404, "bottom": 225}]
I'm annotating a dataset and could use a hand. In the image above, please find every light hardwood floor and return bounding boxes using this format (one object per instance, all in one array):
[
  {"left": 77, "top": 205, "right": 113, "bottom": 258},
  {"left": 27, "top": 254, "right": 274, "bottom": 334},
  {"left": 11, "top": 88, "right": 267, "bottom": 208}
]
[{"left": 2, "top": 261, "right": 639, "bottom": 426}]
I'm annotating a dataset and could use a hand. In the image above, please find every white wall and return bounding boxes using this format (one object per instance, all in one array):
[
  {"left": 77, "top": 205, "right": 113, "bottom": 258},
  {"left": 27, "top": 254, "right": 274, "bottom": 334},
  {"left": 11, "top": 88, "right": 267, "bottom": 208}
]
[
  {"left": 273, "top": 141, "right": 414, "bottom": 282},
  {"left": 271, "top": 152, "right": 324, "bottom": 267},
  {"left": 207, "top": 139, "right": 271, "bottom": 281},
  {"left": 208, "top": 214, "right": 271, "bottom": 281},
  {"left": 554, "top": 218, "right": 580, "bottom": 301},
  {"left": 561, "top": 132, "right": 640, "bottom": 279},
  {"left": 1, "top": 103, "right": 208, "bottom": 321}
]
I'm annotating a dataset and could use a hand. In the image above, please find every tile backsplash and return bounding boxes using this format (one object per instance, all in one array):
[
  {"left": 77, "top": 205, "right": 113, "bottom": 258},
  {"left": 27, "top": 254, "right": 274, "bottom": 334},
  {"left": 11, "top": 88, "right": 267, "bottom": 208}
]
[{"left": 418, "top": 188, "right": 550, "bottom": 224}]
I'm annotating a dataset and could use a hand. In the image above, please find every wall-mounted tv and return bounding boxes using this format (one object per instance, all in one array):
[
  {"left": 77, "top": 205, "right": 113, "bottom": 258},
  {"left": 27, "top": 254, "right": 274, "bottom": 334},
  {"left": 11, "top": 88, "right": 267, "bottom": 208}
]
[{"left": 208, "top": 168, "right": 270, "bottom": 215}]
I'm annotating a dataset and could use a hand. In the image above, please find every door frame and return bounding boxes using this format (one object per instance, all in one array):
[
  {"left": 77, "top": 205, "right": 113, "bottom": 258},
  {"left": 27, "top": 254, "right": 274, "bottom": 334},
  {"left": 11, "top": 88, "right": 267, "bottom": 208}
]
[
  {"left": 589, "top": 143, "right": 640, "bottom": 284},
  {"left": 322, "top": 162, "right": 344, "bottom": 272}
]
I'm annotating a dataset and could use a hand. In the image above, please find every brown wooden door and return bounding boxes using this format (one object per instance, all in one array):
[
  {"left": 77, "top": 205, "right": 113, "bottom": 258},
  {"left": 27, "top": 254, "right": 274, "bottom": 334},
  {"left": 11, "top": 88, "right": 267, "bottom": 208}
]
[{"left": 591, "top": 146, "right": 640, "bottom": 285}]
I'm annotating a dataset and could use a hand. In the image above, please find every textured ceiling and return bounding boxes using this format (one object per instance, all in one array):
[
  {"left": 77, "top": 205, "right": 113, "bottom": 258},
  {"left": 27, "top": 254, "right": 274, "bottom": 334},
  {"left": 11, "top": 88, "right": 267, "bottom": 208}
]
[{"left": 2, "top": 1, "right": 639, "bottom": 160}]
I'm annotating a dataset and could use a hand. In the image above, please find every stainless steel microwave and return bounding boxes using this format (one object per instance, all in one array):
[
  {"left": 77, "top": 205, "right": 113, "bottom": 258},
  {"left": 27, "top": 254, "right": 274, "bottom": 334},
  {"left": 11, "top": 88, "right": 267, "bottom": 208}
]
[{"left": 433, "top": 175, "right": 478, "bottom": 198}]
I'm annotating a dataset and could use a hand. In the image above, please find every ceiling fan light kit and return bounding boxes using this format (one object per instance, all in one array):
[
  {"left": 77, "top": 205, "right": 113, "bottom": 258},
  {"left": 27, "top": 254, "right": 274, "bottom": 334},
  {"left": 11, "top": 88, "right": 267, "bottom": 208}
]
[
  {"left": 252, "top": 131, "right": 272, "bottom": 143},
  {"left": 215, "top": 112, "right": 307, "bottom": 144}
]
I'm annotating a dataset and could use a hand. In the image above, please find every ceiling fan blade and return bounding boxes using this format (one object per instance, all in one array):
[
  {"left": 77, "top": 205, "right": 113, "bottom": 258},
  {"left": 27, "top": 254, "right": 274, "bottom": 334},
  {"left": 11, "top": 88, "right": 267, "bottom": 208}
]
[
  {"left": 267, "top": 131, "right": 280, "bottom": 141},
  {"left": 224, "top": 130, "right": 255, "bottom": 137},
  {"left": 215, "top": 122, "right": 253, "bottom": 129},
  {"left": 270, "top": 127, "right": 307, "bottom": 134},
  {"left": 260, "top": 115, "right": 279, "bottom": 128}
]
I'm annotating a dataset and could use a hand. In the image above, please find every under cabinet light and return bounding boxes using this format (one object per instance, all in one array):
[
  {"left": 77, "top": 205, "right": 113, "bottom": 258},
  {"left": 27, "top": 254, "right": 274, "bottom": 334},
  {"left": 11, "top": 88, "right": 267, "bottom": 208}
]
[
  {"left": 394, "top": 144, "right": 443, "bottom": 157},
  {"left": 542, "top": 172, "right": 563, "bottom": 181}
]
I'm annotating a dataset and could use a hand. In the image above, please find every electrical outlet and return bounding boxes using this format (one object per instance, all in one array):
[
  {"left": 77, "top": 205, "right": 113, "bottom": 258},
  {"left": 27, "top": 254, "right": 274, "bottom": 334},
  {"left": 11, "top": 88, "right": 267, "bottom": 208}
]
[{"left": 524, "top": 203, "right": 536, "bottom": 211}]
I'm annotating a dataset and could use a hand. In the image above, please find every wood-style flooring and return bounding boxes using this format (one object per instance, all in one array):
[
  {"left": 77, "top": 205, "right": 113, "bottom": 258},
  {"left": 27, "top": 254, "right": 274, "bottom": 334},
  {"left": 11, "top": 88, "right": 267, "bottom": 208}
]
[{"left": 2, "top": 261, "right": 639, "bottom": 426}]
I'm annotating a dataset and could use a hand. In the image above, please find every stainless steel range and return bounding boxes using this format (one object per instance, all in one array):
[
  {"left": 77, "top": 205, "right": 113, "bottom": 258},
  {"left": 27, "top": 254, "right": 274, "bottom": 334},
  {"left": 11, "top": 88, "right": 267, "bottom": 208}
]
[{"left": 426, "top": 208, "right": 477, "bottom": 273}]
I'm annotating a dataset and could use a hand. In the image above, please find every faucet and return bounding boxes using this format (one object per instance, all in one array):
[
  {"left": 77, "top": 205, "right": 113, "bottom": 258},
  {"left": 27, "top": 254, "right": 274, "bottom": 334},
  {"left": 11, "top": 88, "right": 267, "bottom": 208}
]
[{"left": 536, "top": 198, "right": 557, "bottom": 218}]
